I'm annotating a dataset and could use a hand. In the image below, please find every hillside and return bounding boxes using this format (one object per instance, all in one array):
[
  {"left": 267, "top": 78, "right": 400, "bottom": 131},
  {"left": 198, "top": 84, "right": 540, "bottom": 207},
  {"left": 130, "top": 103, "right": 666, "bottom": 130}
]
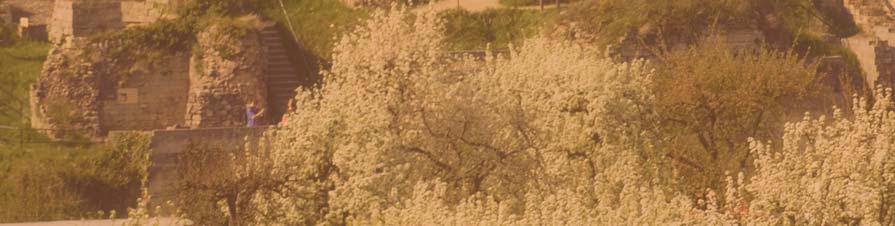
[{"left": 3, "top": 0, "right": 895, "bottom": 225}]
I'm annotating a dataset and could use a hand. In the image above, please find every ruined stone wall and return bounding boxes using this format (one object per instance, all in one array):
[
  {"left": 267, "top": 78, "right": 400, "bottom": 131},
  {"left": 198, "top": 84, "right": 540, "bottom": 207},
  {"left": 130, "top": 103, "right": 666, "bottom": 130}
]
[
  {"left": 874, "top": 41, "right": 895, "bottom": 86},
  {"left": 100, "top": 54, "right": 191, "bottom": 131},
  {"left": 0, "top": 2, "right": 12, "bottom": 24},
  {"left": 186, "top": 18, "right": 268, "bottom": 128},
  {"left": 31, "top": 45, "right": 103, "bottom": 138},
  {"left": 4, "top": 0, "right": 54, "bottom": 25},
  {"left": 49, "top": 0, "right": 124, "bottom": 43},
  {"left": 121, "top": 0, "right": 172, "bottom": 25},
  {"left": 33, "top": 39, "right": 192, "bottom": 138},
  {"left": 33, "top": 17, "right": 269, "bottom": 139}
]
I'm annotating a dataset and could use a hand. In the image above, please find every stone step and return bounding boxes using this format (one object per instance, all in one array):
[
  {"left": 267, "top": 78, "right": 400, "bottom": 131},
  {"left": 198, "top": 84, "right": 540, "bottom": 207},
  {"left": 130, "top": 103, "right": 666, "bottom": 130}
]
[
  {"left": 270, "top": 93, "right": 297, "bottom": 99},
  {"left": 267, "top": 67, "right": 296, "bottom": 74},
  {"left": 267, "top": 55, "right": 290, "bottom": 62},
  {"left": 267, "top": 83, "right": 298, "bottom": 92},
  {"left": 268, "top": 75, "right": 299, "bottom": 81},
  {"left": 262, "top": 35, "right": 282, "bottom": 41},
  {"left": 267, "top": 61, "right": 294, "bottom": 67},
  {"left": 267, "top": 54, "right": 289, "bottom": 60},
  {"left": 265, "top": 48, "right": 288, "bottom": 55},
  {"left": 268, "top": 79, "right": 301, "bottom": 85},
  {"left": 268, "top": 73, "right": 299, "bottom": 79}
]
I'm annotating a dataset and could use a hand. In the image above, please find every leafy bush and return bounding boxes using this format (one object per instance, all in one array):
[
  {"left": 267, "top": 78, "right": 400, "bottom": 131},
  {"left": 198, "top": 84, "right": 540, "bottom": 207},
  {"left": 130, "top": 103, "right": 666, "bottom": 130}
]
[
  {"left": 654, "top": 36, "right": 821, "bottom": 194},
  {"left": 0, "top": 132, "right": 150, "bottom": 223}
]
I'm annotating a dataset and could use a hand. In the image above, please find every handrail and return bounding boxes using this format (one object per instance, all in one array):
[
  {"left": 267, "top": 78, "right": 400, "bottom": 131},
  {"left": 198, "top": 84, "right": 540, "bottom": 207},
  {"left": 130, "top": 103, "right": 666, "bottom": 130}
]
[{"left": 277, "top": 0, "right": 316, "bottom": 81}]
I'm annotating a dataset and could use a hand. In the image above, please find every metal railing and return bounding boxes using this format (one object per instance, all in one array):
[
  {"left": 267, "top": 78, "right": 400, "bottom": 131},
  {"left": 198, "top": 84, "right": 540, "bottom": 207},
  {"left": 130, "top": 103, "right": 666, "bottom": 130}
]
[{"left": 0, "top": 125, "right": 98, "bottom": 147}]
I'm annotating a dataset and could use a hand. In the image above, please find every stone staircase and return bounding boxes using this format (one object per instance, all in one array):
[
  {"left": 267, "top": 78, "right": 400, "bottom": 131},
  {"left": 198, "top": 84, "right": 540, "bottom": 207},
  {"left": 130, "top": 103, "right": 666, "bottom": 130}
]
[{"left": 261, "top": 25, "right": 302, "bottom": 123}]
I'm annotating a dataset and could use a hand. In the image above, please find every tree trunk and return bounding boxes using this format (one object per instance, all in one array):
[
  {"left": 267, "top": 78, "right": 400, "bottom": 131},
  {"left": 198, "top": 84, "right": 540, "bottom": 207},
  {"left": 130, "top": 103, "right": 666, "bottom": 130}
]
[
  {"left": 227, "top": 194, "right": 239, "bottom": 226},
  {"left": 540, "top": 0, "right": 544, "bottom": 10}
]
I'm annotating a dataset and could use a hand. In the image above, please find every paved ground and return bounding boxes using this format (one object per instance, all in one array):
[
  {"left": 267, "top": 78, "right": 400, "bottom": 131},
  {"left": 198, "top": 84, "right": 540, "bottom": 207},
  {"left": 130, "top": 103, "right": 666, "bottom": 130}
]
[{"left": 0, "top": 218, "right": 182, "bottom": 226}]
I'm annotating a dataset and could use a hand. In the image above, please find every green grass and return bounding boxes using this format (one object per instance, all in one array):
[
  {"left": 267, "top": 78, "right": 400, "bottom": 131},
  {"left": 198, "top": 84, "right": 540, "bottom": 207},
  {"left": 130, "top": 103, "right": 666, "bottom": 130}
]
[
  {"left": 260, "top": 0, "right": 368, "bottom": 61},
  {"left": 258, "top": 1, "right": 556, "bottom": 60},
  {"left": 441, "top": 8, "right": 557, "bottom": 51},
  {"left": 0, "top": 41, "right": 50, "bottom": 127},
  {"left": 0, "top": 41, "right": 149, "bottom": 223}
]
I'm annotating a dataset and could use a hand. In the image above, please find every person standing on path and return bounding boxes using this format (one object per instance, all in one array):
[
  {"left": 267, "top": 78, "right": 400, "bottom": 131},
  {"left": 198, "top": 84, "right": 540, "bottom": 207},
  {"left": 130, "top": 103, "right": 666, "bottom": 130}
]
[
  {"left": 279, "top": 100, "right": 295, "bottom": 126},
  {"left": 246, "top": 100, "right": 265, "bottom": 127}
]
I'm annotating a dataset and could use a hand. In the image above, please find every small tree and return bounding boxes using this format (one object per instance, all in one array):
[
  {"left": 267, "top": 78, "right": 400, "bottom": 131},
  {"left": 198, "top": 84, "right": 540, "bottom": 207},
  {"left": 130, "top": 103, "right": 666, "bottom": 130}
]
[
  {"left": 654, "top": 36, "right": 820, "bottom": 194},
  {"left": 176, "top": 136, "right": 292, "bottom": 226}
]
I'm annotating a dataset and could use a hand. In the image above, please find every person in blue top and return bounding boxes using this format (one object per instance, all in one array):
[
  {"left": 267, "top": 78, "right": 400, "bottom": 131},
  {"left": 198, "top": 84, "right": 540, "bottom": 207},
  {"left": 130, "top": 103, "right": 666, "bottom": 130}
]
[{"left": 246, "top": 100, "right": 265, "bottom": 127}]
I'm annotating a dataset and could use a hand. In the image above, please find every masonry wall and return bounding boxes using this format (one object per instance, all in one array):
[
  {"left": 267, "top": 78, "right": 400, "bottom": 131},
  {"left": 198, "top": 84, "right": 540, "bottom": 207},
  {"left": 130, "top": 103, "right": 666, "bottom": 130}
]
[
  {"left": 874, "top": 41, "right": 895, "bottom": 86},
  {"left": 48, "top": 0, "right": 72, "bottom": 43},
  {"left": 121, "top": 0, "right": 169, "bottom": 25},
  {"left": 4, "top": 0, "right": 54, "bottom": 25},
  {"left": 100, "top": 54, "right": 191, "bottom": 131},
  {"left": 0, "top": 3, "right": 12, "bottom": 24},
  {"left": 145, "top": 127, "right": 268, "bottom": 210}
]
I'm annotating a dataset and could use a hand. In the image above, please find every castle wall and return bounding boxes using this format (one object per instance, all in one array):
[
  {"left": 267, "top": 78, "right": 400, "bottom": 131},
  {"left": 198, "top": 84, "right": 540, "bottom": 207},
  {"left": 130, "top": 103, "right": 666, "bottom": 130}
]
[
  {"left": 185, "top": 20, "right": 268, "bottom": 128},
  {"left": 121, "top": 0, "right": 169, "bottom": 25},
  {"left": 50, "top": 0, "right": 125, "bottom": 43},
  {"left": 4, "top": 0, "right": 54, "bottom": 25},
  {"left": 100, "top": 54, "right": 191, "bottom": 131},
  {"left": 48, "top": 0, "right": 73, "bottom": 43}
]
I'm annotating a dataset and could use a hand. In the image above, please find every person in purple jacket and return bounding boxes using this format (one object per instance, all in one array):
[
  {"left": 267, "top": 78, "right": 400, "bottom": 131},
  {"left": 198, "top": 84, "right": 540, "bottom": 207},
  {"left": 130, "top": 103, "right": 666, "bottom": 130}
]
[{"left": 246, "top": 100, "right": 265, "bottom": 127}]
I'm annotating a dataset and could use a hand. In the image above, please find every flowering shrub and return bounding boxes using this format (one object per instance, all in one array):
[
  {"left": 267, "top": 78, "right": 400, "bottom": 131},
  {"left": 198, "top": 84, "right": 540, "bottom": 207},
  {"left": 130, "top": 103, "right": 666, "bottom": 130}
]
[
  {"left": 245, "top": 7, "right": 730, "bottom": 225},
  {"left": 746, "top": 88, "right": 895, "bottom": 225},
  {"left": 174, "top": 6, "right": 893, "bottom": 226}
]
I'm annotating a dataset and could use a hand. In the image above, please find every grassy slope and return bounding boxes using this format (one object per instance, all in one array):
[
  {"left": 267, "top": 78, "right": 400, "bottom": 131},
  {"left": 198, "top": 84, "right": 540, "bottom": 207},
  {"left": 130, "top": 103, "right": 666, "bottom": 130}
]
[
  {"left": 442, "top": 8, "right": 557, "bottom": 51},
  {"left": 260, "top": 0, "right": 556, "bottom": 59},
  {"left": 0, "top": 42, "right": 50, "bottom": 127},
  {"left": 260, "top": 0, "right": 367, "bottom": 61},
  {"left": 0, "top": 42, "right": 147, "bottom": 223}
]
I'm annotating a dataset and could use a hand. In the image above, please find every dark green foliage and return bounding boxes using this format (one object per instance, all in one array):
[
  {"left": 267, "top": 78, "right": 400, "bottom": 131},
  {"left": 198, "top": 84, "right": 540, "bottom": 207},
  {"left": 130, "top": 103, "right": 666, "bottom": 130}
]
[{"left": 0, "top": 132, "right": 150, "bottom": 223}]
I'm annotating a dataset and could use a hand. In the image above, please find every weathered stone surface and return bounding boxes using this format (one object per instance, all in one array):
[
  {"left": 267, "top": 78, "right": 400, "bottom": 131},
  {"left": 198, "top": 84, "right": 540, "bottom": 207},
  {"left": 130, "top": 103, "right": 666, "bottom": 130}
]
[
  {"left": 185, "top": 17, "right": 268, "bottom": 128},
  {"left": 4, "top": 0, "right": 54, "bottom": 26},
  {"left": 32, "top": 15, "right": 269, "bottom": 139},
  {"left": 49, "top": 0, "right": 124, "bottom": 44},
  {"left": 0, "top": 2, "right": 12, "bottom": 24},
  {"left": 31, "top": 43, "right": 103, "bottom": 139}
]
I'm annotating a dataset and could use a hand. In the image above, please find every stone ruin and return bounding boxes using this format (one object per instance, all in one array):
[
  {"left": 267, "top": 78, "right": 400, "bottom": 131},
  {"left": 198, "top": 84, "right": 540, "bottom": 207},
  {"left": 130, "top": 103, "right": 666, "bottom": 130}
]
[
  {"left": 29, "top": 16, "right": 282, "bottom": 140},
  {"left": 0, "top": 0, "right": 182, "bottom": 42}
]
